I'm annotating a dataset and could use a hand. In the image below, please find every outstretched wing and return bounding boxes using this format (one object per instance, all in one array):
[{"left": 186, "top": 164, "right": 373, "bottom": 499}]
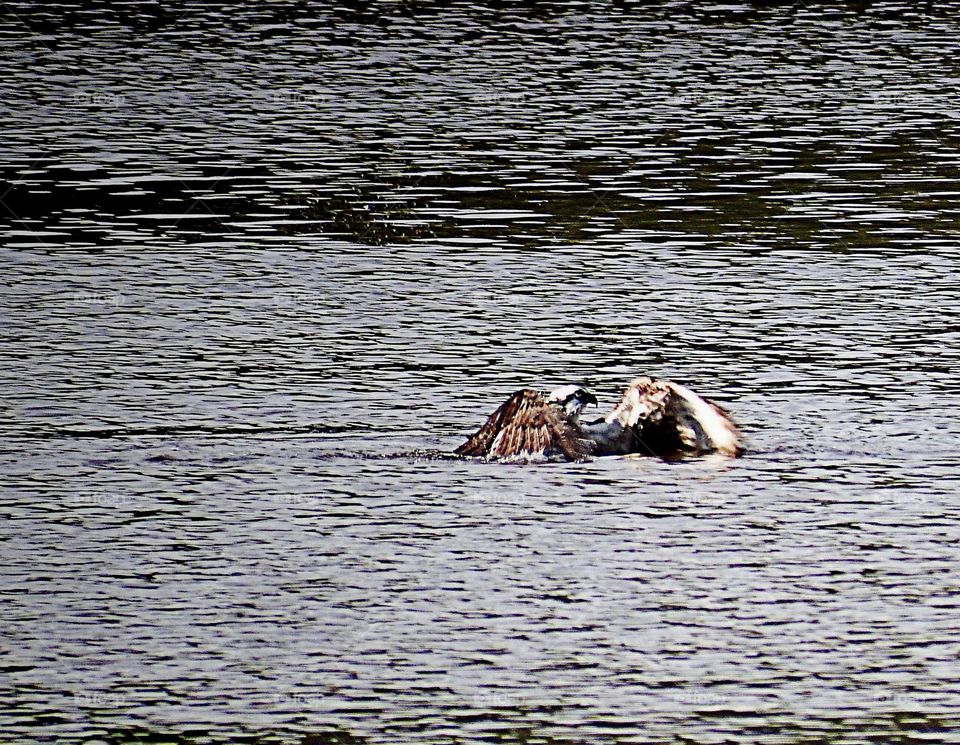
[
  {"left": 663, "top": 381, "right": 744, "bottom": 456},
  {"left": 586, "top": 377, "right": 743, "bottom": 457},
  {"left": 455, "top": 389, "right": 591, "bottom": 462}
]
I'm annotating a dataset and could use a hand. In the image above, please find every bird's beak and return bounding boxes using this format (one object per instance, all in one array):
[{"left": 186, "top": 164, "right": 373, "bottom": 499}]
[{"left": 583, "top": 391, "right": 599, "bottom": 408}]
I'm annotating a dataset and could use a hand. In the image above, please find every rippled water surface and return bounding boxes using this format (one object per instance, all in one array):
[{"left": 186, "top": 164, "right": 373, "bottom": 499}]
[{"left": 3, "top": 1, "right": 960, "bottom": 743}]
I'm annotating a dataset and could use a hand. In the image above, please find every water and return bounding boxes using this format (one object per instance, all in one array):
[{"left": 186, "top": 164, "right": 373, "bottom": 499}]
[{"left": 3, "top": 1, "right": 960, "bottom": 743}]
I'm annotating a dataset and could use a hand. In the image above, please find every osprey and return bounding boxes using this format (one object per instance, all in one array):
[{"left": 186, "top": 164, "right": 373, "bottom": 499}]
[{"left": 455, "top": 376, "right": 743, "bottom": 462}]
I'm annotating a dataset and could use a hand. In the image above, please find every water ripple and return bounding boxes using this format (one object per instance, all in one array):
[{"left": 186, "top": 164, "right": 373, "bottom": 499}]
[{"left": 3, "top": 1, "right": 960, "bottom": 743}]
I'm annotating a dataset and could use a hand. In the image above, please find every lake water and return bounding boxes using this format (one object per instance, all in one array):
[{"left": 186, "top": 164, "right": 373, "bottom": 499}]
[{"left": 3, "top": 1, "right": 960, "bottom": 743}]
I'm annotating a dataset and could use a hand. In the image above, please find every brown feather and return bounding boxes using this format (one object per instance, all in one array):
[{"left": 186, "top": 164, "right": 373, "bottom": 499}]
[
  {"left": 605, "top": 377, "right": 743, "bottom": 457},
  {"left": 455, "top": 389, "right": 591, "bottom": 462}
]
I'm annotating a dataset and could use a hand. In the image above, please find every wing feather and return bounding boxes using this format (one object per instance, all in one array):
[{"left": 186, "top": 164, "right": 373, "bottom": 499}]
[
  {"left": 584, "top": 377, "right": 743, "bottom": 457},
  {"left": 455, "top": 389, "right": 591, "bottom": 461},
  {"left": 664, "top": 382, "right": 743, "bottom": 456}
]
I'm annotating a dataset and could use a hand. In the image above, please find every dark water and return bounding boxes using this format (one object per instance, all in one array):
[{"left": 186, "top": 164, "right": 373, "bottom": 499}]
[{"left": 3, "top": 1, "right": 960, "bottom": 743}]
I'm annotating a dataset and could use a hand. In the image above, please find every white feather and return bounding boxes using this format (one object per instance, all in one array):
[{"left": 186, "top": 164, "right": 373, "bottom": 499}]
[{"left": 667, "top": 382, "right": 741, "bottom": 456}]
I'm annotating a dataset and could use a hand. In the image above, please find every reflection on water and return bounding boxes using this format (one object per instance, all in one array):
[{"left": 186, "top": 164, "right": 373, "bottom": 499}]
[
  {"left": 2, "top": 1, "right": 960, "bottom": 743},
  {"left": 5, "top": 0, "right": 960, "bottom": 251}
]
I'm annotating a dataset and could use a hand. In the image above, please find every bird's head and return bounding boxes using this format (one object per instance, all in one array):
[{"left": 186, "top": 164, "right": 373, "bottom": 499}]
[{"left": 547, "top": 384, "right": 599, "bottom": 419}]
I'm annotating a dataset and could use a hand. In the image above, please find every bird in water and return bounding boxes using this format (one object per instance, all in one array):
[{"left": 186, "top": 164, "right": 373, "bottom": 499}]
[{"left": 455, "top": 376, "right": 743, "bottom": 462}]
